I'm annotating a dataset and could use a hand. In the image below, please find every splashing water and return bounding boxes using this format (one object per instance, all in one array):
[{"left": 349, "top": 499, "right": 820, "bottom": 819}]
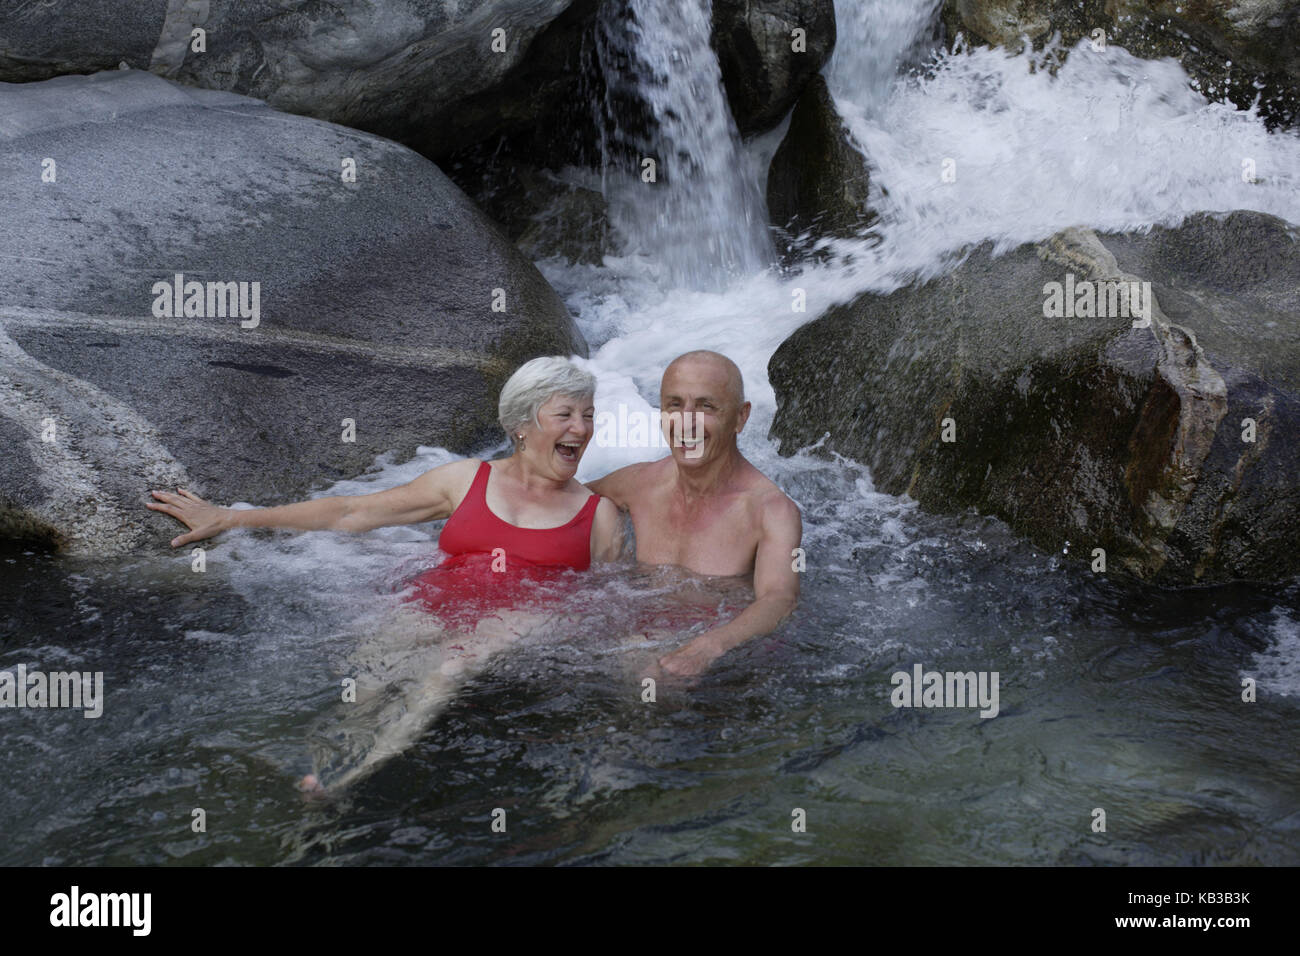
[{"left": 828, "top": 35, "right": 1300, "bottom": 280}]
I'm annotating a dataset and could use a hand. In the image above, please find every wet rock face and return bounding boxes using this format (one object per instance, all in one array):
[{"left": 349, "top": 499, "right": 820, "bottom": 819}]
[
  {"left": 0, "top": 0, "right": 834, "bottom": 176},
  {"left": 0, "top": 70, "right": 585, "bottom": 555},
  {"left": 940, "top": 0, "right": 1300, "bottom": 129},
  {"left": 0, "top": 0, "right": 590, "bottom": 163},
  {"left": 765, "top": 74, "right": 876, "bottom": 262},
  {"left": 449, "top": 164, "right": 616, "bottom": 266},
  {"left": 711, "top": 0, "right": 837, "bottom": 137},
  {"left": 768, "top": 210, "right": 1300, "bottom": 585}
]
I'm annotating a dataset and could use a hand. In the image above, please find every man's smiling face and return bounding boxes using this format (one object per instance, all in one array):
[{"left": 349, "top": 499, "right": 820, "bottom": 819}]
[{"left": 659, "top": 355, "right": 750, "bottom": 467}]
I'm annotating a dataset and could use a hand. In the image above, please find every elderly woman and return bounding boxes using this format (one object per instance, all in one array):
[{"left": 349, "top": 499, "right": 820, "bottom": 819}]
[
  {"left": 149, "top": 356, "right": 619, "bottom": 566},
  {"left": 147, "top": 356, "right": 621, "bottom": 790}
]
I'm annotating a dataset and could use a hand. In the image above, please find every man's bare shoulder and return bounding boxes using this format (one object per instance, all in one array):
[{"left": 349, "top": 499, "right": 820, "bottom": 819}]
[
  {"left": 739, "top": 462, "right": 801, "bottom": 524},
  {"left": 736, "top": 459, "right": 796, "bottom": 502},
  {"left": 586, "top": 457, "right": 668, "bottom": 505}
]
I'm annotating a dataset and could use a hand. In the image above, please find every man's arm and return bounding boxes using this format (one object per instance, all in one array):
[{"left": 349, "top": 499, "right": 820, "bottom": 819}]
[
  {"left": 590, "top": 497, "right": 625, "bottom": 564},
  {"left": 656, "top": 494, "right": 802, "bottom": 678},
  {"left": 585, "top": 462, "right": 643, "bottom": 511}
]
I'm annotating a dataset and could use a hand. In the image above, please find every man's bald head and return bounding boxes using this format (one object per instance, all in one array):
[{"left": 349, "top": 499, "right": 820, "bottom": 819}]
[
  {"left": 663, "top": 350, "right": 745, "bottom": 405},
  {"left": 659, "top": 351, "right": 751, "bottom": 465}
]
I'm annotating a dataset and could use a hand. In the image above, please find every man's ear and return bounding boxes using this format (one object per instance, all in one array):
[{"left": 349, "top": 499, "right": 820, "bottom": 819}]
[{"left": 735, "top": 401, "right": 752, "bottom": 432}]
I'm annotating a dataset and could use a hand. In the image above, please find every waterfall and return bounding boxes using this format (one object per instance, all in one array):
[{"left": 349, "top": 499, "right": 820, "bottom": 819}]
[
  {"left": 826, "top": 0, "right": 944, "bottom": 113},
  {"left": 593, "top": 0, "right": 773, "bottom": 290}
]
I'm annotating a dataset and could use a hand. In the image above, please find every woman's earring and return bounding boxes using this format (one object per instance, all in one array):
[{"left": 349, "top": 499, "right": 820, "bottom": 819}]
[{"left": 516, "top": 433, "right": 526, "bottom": 451}]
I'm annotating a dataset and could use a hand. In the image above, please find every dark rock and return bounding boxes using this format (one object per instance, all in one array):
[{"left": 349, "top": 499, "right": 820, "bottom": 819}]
[
  {"left": 452, "top": 164, "right": 615, "bottom": 265},
  {"left": 766, "top": 74, "right": 876, "bottom": 261},
  {"left": 403, "top": 0, "right": 606, "bottom": 166},
  {"left": 711, "top": 0, "right": 837, "bottom": 136},
  {"left": 515, "top": 177, "right": 614, "bottom": 265},
  {"left": 0, "top": 0, "right": 602, "bottom": 164},
  {"left": 768, "top": 210, "right": 1300, "bottom": 585},
  {"left": 0, "top": 70, "right": 584, "bottom": 555}
]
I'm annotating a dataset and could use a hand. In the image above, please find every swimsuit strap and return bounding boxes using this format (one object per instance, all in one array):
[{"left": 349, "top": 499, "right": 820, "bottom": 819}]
[{"left": 467, "top": 459, "right": 492, "bottom": 506}]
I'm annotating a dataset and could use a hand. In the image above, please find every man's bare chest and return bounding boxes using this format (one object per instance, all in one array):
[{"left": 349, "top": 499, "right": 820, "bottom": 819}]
[{"left": 629, "top": 495, "right": 758, "bottom": 574}]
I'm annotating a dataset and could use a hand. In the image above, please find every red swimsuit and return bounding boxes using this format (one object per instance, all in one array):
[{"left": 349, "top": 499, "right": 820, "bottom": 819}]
[{"left": 404, "top": 461, "right": 601, "bottom": 628}]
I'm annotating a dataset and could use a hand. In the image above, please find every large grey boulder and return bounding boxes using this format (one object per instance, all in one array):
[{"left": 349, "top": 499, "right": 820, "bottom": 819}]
[
  {"left": 711, "top": 0, "right": 837, "bottom": 136},
  {"left": 940, "top": 0, "right": 1300, "bottom": 129},
  {"left": 0, "top": 70, "right": 584, "bottom": 555},
  {"left": 769, "top": 210, "right": 1300, "bottom": 585},
  {"left": 0, "top": 0, "right": 590, "bottom": 162}
]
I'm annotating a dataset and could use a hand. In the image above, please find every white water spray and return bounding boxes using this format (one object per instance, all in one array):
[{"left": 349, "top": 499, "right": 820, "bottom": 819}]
[{"left": 825, "top": 2, "right": 1300, "bottom": 280}]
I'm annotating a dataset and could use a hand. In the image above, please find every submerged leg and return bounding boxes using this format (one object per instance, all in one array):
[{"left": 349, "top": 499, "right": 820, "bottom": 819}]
[{"left": 302, "top": 606, "right": 552, "bottom": 793}]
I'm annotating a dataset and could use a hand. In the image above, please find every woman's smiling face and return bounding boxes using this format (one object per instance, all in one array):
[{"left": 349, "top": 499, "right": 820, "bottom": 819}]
[{"left": 518, "top": 392, "right": 595, "bottom": 477}]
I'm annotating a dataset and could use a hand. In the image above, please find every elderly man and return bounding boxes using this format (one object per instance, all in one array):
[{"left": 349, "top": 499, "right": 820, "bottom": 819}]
[{"left": 588, "top": 351, "right": 802, "bottom": 678}]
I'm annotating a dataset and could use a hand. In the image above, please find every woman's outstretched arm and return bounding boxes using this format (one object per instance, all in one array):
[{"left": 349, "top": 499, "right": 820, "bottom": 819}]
[{"left": 147, "top": 458, "right": 480, "bottom": 548}]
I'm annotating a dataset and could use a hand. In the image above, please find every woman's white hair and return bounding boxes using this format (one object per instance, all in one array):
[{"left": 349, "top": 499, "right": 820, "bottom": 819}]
[{"left": 498, "top": 356, "right": 596, "bottom": 443}]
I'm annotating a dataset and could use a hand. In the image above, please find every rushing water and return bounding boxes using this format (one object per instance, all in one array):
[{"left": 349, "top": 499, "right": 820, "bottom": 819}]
[{"left": 3, "top": 0, "right": 1300, "bottom": 865}]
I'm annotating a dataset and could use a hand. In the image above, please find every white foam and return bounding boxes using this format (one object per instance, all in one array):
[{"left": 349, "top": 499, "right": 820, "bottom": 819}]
[{"left": 1248, "top": 610, "right": 1300, "bottom": 698}]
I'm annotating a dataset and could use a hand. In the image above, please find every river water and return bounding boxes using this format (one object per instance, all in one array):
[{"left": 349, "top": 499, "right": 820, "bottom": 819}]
[{"left": 2, "top": 0, "right": 1299, "bottom": 865}]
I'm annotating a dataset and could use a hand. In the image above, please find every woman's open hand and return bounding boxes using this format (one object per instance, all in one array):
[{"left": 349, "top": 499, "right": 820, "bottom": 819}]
[{"left": 146, "top": 488, "right": 231, "bottom": 548}]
